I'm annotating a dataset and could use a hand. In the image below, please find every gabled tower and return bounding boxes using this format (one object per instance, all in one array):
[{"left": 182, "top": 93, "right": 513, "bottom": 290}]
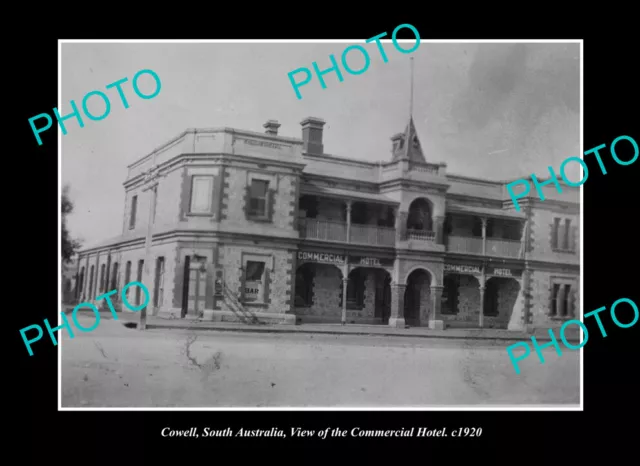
[{"left": 391, "top": 116, "right": 426, "bottom": 163}]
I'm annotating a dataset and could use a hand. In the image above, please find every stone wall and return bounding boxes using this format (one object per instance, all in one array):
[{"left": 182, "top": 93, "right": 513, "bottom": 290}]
[
  {"left": 295, "top": 264, "right": 342, "bottom": 321},
  {"left": 441, "top": 275, "right": 481, "bottom": 326},
  {"left": 528, "top": 269, "right": 580, "bottom": 330},
  {"left": 483, "top": 277, "right": 520, "bottom": 328},
  {"left": 220, "top": 166, "right": 298, "bottom": 234},
  {"left": 217, "top": 244, "right": 293, "bottom": 317},
  {"left": 530, "top": 206, "right": 580, "bottom": 265}
]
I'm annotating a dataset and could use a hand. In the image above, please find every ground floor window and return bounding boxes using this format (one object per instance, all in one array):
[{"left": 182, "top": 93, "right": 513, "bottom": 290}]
[
  {"left": 154, "top": 256, "right": 165, "bottom": 307},
  {"left": 242, "top": 254, "right": 272, "bottom": 303},
  {"left": 136, "top": 260, "right": 144, "bottom": 305},
  {"left": 110, "top": 262, "right": 119, "bottom": 290},
  {"left": 550, "top": 281, "right": 573, "bottom": 318},
  {"left": 124, "top": 261, "right": 132, "bottom": 300}
]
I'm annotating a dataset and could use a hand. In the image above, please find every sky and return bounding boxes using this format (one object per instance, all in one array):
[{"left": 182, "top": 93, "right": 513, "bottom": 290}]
[{"left": 61, "top": 41, "right": 580, "bottom": 248}]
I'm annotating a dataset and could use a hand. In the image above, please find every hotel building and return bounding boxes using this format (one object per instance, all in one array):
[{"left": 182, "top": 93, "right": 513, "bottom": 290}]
[{"left": 73, "top": 115, "right": 580, "bottom": 332}]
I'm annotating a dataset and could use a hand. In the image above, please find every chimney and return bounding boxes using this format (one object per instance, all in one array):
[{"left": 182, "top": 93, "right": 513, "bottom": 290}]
[
  {"left": 263, "top": 119, "right": 281, "bottom": 136},
  {"left": 300, "top": 117, "right": 325, "bottom": 155}
]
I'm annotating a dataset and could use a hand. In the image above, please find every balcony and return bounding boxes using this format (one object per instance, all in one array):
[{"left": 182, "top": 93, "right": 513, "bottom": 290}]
[
  {"left": 405, "top": 229, "right": 436, "bottom": 242},
  {"left": 446, "top": 235, "right": 523, "bottom": 259},
  {"left": 486, "top": 238, "right": 522, "bottom": 258},
  {"left": 299, "top": 219, "right": 396, "bottom": 247},
  {"left": 447, "top": 235, "right": 483, "bottom": 254}
]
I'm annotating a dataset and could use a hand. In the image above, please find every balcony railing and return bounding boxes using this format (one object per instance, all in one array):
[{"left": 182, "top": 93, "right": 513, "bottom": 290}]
[
  {"left": 446, "top": 235, "right": 523, "bottom": 258},
  {"left": 446, "top": 235, "right": 483, "bottom": 254},
  {"left": 486, "top": 238, "right": 522, "bottom": 258},
  {"left": 299, "top": 219, "right": 395, "bottom": 246},
  {"left": 350, "top": 223, "right": 396, "bottom": 246},
  {"left": 405, "top": 229, "right": 436, "bottom": 242},
  {"left": 299, "top": 219, "right": 346, "bottom": 242}
]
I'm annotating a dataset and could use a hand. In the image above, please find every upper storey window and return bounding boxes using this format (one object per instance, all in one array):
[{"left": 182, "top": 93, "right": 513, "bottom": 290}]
[
  {"left": 189, "top": 175, "right": 214, "bottom": 214},
  {"left": 551, "top": 217, "right": 576, "bottom": 253},
  {"left": 248, "top": 179, "right": 269, "bottom": 218},
  {"left": 129, "top": 195, "right": 138, "bottom": 229}
]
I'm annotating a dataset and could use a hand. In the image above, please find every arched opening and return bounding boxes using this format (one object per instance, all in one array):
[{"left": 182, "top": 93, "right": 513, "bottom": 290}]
[
  {"left": 440, "top": 273, "right": 481, "bottom": 328},
  {"left": 484, "top": 277, "right": 521, "bottom": 329},
  {"left": 404, "top": 268, "right": 432, "bottom": 326},
  {"left": 294, "top": 263, "right": 343, "bottom": 323},
  {"left": 346, "top": 267, "right": 392, "bottom": 324},
  {"left": 406, "top": 198, "right": 435, "bottom": 242},
  {"left": 88, "top": 265, "right": 95, "bottom": 297},
  {"left": 407, "top": 198, "right": 433, "bottom": 231},
  {"left": 99, "top": 263, "right": 106, "bottom": 294},
  {"left": 110, "top": 262, "right": 119, "bottom": 290}
]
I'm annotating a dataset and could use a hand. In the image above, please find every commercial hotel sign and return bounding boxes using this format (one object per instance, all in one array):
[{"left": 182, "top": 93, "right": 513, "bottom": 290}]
[
  {"left": 444, "top": 264, "right": 481, "bottom": 274},
  {"left": 298, "top": 251, "right": 393, "bottom": 267},
  {"left": 444, "top": 264, "right": 522, "bottom": 277},
  {"left": 298, "top": 252, "right": 346, "bottom": 264}
]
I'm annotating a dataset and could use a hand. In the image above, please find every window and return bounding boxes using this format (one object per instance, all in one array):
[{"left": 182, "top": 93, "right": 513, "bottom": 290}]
[
  {"left": 111, "top": 262, "right": 119, "bottom": 290},
  {"left": 136, "top": 260, "right": 144, "bottom": 305},
  {"left": 129, "top": 195, "right": 138, "bottom": 229},
  {"left": 88, "top": 265, "right": 95, "bottom": 297},
  {"left": 552, "top": 217, "right": 575, "bottom": 252},
  {"left": 124, "top": 261, "right": 132, "bottom": 300},
  {"left": 550, "top": 282, "right": 573, "bottom": 318},
  {"left": 248, "top": 179, "right": 269, "bottom": 217},
  {"left": 189, "top": 175, "right": 213, "bottom": 214},
  {"left": 77, "top": 267, "right": 85, "bottom": 300},
  {"left": 244, "top": 260, "right": 266, "bottom": 303},
  {"left": 154, "top": 257, "right": 165, "bottom": 307},
  {"left": 563, "top": 219, "right": 571, "bottom": 249},
  {"left": 99, "top": 264, "right": 106, "bottom": 293}
]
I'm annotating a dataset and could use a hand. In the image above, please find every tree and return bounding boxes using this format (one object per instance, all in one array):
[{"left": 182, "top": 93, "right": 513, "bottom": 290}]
[{"left": 62, "top": 184, "right": 82, "bottom": 263}]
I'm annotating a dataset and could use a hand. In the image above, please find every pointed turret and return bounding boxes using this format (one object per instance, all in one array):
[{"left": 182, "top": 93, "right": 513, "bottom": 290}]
[{"left": 391, "top": 116, "right": 426, "bottom": 163}]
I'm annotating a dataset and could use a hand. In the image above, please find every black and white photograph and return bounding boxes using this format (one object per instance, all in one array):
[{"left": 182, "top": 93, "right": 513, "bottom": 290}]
[
  {"left": 56, "top": 40, "right": 585, "bottom": 409},
  {"left": 57, "top": 40, "right": 583, "bottom": 409}
]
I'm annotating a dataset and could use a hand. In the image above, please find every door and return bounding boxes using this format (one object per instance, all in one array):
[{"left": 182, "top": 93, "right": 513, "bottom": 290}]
[
  {"left": 180, "top": 256, "right": 190, "bottom": 318},
  {"left": 187, "top": 259, "right": 207, "bottom": 316}
]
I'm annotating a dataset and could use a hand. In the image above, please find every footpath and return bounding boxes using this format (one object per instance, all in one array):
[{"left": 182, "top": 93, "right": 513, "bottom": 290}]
[{"left": 65, "top": 307, "right": 580, "bottom": 343}]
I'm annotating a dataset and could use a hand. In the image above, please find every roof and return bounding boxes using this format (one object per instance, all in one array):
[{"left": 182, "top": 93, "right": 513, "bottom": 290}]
[
  {"left": 447, "top": 204, "right": 526, "bottom": 220},
  {"left": 300, "top": 184, "right": 399, "bottom": 205}
]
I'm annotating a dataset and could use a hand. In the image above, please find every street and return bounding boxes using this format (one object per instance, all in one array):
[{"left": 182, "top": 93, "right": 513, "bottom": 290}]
[{"left": 60, "top": 315, "right": 580, "bottom": 408}]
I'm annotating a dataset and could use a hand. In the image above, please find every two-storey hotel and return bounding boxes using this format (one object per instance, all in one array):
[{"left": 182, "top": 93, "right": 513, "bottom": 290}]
[{"left": 73, "top": 115, "right": 580, "bottom": 332}]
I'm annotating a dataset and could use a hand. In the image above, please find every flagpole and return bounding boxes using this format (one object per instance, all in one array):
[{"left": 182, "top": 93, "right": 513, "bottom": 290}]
[
  {"left": 404, "top": 57, "right": 415, "bottom": 162},
  {"left": 409, "top": 57, "right": 414, "bottom": 118}
]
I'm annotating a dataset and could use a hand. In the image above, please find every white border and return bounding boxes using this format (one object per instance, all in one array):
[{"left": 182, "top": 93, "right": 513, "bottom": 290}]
[{"left": 58, "top": 39, "right": 584, "bottom": 412}]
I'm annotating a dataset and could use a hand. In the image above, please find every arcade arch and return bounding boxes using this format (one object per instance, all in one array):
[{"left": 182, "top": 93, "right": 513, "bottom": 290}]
[
  {"left": 403, "top": 268, "right": 433, "bottom": 326},
  {"left": 294, "top": 262, "right": 392, "bottom": 324},
  {"left": 483, "top": 276, "right": 521, "bottom": 329}
]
